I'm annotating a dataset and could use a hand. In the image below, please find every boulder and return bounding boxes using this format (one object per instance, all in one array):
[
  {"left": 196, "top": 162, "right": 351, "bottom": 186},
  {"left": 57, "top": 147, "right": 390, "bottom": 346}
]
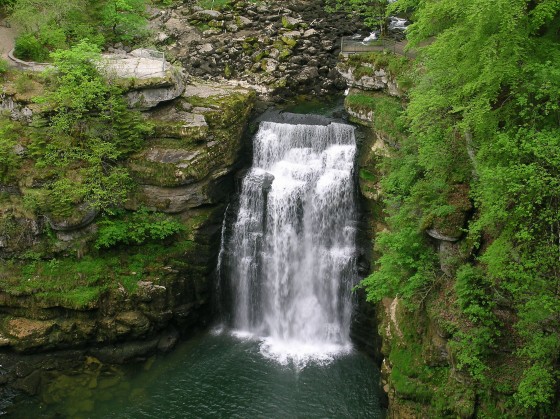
[
  {"left": 103, "top": 49, "right": 187, "bottom": 109},
  {"left": 192, "top": 10, "right": 222, "bottom": 21},
  {"left": 237, "top": 16, "right": 253, "bottom": 27},
  {"left": 426, "top": 229, "right": 460, "bottom": 242},
  {"left": 157, "top": 327, "right": 179, "bottom": 352},
  {"left": 261, "top": 58, "right": 279, "bottom": 73},
  {"left": 295, "top": 66, "right": 319, "bottom": 83},
  {"left": 303, "top": 29, "right": 318, "bottom": 38},
  {"left": 47, "top": 203, "right": 99, "bottom": 232}
]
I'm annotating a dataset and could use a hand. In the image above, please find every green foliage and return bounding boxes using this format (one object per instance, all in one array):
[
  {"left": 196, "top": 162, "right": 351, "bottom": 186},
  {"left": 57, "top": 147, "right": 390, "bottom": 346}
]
[
  {"left": 13, "top": 72, "right": 35, "bottom": 95},
  {"left": 325, "top": 0, "right": 388, "bottom": 32},
  {"left": 100, "top": 0, "right": 149, "bottom": 43},
  {"left": 29, "top": 40, "right": 151, "bottom": 215},
  {"left": 356, "top": 0, "right": 560, "bottom": 412},
  {"left": 8, "top": 0, "right": 100, "bottom": 61},
  {"left": 515, "top": 362, "right": 557, "bottom": 409},
  {"left": 7, "top": 0, "right": 149, "bottom": 58},
  {"left": 196, "top": 0, "right": 261, "bottom": 10},
  {"left": 0, "top": 120, "right": 22, "bottom": 182},
  {"left": 95, "top": 208, "right": 185, "bottom": 249},
  {"left": 0, "top": 239, "right": 194, "bottom": 308},
  {"left": 14, "top": 33, "right": 49, "bottom": 62},
  {"left": 345, "top": 92, "right": 407, "bottom": 139},
  {"left": 0, "top": 58, "right": 8, "bottom": 75}
]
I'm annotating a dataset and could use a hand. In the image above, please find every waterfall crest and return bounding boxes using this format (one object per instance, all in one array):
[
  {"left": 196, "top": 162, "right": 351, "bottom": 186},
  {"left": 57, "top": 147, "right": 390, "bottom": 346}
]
[{"left": 226, "top": 120, "right": 358, "bottom": 366}]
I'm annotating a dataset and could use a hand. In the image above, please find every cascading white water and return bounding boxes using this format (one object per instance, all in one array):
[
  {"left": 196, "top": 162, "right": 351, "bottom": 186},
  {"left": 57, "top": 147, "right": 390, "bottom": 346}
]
[{"left": 226, "top": 120, "right": 358, "bottom": 366}]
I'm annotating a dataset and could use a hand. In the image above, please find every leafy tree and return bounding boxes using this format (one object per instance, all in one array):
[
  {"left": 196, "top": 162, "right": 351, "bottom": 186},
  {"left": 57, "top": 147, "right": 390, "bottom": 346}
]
[
  {"left": 8, "top": 0, "right": 86, "bottom": 33},
  {"left": 7, "top": 0, "right": 149, "bottom": 60},
  {"left": 8, "top": 0, "right": 102, "bottom": 61},
  {"left": 360, "top": 0, "right": 560, "bottom": 413},
  {"left": 326, "top": 0, "right": 389, "bottom": 33},
  {"left": 100, "top": 0, "right": 148, "bottom": 43},
  {"left": 33, "top": 40, "right": 151, "bottom": 216}
]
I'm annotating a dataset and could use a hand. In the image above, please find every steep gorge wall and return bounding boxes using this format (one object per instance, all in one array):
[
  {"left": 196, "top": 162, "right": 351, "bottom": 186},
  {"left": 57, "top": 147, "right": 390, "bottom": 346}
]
[
  {"left": 0, "top": 70, "right": 255, "bottom": 357},
  {"left": 343, "top": 52, "right": 532, "bottom": 418}
]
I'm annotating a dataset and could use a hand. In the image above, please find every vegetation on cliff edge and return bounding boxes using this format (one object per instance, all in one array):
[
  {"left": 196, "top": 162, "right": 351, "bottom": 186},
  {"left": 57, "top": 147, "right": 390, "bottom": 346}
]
[{"left": 360, "top": 0, "right": 560, "bottom": 415}]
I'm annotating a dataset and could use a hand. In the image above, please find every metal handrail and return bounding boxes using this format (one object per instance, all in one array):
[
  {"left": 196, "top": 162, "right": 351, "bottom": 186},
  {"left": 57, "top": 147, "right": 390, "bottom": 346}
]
[{"left": 340, "top": 37, "right": 416, "bottom": 59}]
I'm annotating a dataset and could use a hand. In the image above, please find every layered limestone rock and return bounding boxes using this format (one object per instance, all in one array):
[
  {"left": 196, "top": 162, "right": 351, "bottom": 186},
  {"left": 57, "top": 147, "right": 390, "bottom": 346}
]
[
  {"left": 338, "top": 64, "right": 402, "bottom": 96},
  {"left": 127, "top": 83, "right": 255, "bottom": 213},
  {"left": 0, "top": 80, "right": 255, "bottom": 354},
  {"left": 103, "top": 49, "right": 186, "bottom": 109}
]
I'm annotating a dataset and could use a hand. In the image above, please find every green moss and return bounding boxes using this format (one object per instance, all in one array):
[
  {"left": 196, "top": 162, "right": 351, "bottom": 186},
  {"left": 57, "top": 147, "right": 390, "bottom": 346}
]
[
  {"left": 224, "top": 63, "right": 232, "bottom": 78},
  {"left": 281, "top": 16, "right": 294, "bottom": 29},
  {"left": 0, "top": 239, "right": 196, "bottom": 309},
  {"left": 251, "top": 50, "right": 268, "bottom": 63},
  {"left": 353, "top": 65, "right": 375, "bottom": 80},
  {"left": 128, "top": 147, "right": 212, "bottom": 187},
  {"left": 359, "top": 169, "right": 376, "bottom": 182},
  {"left": 183, "top": 90, "right": 256, "bottom": 129},
  {"left": 345, "top": 51, "right": 413, "bottom": 91},
  {"left": 345, "top": 92, "right": 406, "bottom": 140},
  {"left": 196, "top": 0, "right": 231, "bottom": 10},
  {"left": 281, "top": 36, "right": 298, "bottom": 48},
  {"left": 149, "top": 119, "right": 208, "bottom": 144}
]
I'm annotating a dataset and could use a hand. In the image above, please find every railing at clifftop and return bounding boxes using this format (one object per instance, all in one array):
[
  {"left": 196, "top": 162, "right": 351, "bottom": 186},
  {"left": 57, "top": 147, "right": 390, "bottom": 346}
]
[{"left": 340, "top": 37, "right": 416, "bottom": 59}]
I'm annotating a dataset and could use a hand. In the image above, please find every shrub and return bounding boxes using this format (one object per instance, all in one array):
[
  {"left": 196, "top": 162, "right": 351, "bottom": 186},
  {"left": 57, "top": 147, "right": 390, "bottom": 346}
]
[
  {"left": 14, "top": 33, "right": 49, "bottom": 62},
  {"left": 0, "top": 58, "right": 8, "bottom": 75},
  {"left": 95, "top": 208, "right": 185, "bottom": 249}
]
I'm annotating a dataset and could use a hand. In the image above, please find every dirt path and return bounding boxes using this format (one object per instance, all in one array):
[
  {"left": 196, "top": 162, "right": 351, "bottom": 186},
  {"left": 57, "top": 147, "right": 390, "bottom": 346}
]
[{"left": 0, "top": 20, "right": 18, "bottom": 62}]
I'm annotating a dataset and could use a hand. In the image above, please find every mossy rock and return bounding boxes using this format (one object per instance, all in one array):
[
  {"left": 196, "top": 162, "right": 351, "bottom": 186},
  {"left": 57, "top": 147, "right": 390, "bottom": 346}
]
[
  {"left": 281, "top": 36, "right": 298, "bottom": 48},
  {"left": 128, "top": 145, "right": 214, "bottom": 187}
]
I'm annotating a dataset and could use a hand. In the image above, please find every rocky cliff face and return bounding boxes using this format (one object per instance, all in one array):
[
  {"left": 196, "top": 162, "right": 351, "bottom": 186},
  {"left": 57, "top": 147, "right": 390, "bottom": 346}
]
[{"left": 0, "top": 61, "right": 255, "bottom": 357}]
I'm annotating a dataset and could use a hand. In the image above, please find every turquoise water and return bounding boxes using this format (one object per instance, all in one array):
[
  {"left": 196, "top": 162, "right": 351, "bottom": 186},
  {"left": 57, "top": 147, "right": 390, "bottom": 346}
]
[
  {"left": 282, "top": 96, "right": 346, "bottom": 117},
  {"left": 9, "top": 331, "right": 384, "bottom": 418}
]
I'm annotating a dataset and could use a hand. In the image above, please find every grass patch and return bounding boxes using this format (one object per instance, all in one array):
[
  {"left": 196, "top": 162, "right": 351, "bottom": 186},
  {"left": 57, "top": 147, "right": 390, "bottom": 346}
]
[
  {"left": 353, "top": 65, "right": 375, "bottom": 80},
  {"left": 346, "top": 51, "right": 414, "bottom": 91},
  {"left": 345, "top": 92, "right": 406, "bottom": 140},
  {"left": 0, "top": 240, "right": 195, "bottom": 309},
  {"left": 196, "top": 0, "right": 261, "bottom": 10}
]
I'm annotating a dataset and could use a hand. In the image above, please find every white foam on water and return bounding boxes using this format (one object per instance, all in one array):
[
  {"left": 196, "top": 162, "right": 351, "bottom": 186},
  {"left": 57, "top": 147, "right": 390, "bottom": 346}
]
[
  {"left": 230, "top": 329, "right": 256, "bottom": 340},
  {"left": 210, "top": 325, "right": 225, "bottom": 336},
  {"left": 259, "top": 337, "right": 353, "bottom": 369}
]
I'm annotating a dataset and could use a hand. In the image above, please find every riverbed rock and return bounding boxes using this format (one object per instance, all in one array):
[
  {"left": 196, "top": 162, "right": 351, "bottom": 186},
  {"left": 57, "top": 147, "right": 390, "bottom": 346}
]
[
  {"left": 192, "top": 9, "right": 222, "bottom": 21},
  {"left": 146, "top": 0, "right": 362, "bottom": 100},
  {"left": 337, "top": 63, "right": 402, "bottom": 96}
]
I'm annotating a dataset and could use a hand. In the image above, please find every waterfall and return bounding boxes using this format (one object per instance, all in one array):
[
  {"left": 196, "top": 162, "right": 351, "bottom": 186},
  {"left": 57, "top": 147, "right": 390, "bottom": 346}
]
[{"left": 225, "top": 120, "right": 358, "bottom": 366}]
